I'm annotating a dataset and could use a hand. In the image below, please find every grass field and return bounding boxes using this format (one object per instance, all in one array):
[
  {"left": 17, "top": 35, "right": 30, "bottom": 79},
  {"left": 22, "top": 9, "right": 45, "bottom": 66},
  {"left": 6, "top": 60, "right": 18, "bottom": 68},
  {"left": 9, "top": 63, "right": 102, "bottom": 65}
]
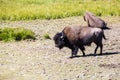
[
  {"left": 0, "top": 0, "right": 120, "bottom": 20},
  {"left": 0, "top": 27, "right": 35, "bottom": 42}
]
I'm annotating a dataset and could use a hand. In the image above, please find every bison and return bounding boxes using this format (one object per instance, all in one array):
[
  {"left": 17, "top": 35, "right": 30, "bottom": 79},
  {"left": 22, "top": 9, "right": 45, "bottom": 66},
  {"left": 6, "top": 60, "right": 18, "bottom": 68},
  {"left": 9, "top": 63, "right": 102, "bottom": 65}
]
[
  {"left": 84, "top": 11, "right": 110, "bottom": 30},
  {"left": 53, "top": 26, "right": 106, "bottom": 58}
]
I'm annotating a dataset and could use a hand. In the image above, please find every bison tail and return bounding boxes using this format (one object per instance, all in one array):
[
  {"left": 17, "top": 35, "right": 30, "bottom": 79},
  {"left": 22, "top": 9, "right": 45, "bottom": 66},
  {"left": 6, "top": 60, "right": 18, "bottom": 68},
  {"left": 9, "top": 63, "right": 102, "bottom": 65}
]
[
  {"left": 102, "top": 26, "right": 111, "bottom": 30},
  {"left": 102, "top": 33, "right": 107, "bottom": 40}
]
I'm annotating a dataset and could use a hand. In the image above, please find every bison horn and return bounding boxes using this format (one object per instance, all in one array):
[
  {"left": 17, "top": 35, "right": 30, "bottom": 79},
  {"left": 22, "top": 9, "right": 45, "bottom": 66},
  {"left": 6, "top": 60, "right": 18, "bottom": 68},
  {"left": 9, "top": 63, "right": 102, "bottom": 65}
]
[{"left": 62, "top": 31, "right": 65, "bottom": 38}]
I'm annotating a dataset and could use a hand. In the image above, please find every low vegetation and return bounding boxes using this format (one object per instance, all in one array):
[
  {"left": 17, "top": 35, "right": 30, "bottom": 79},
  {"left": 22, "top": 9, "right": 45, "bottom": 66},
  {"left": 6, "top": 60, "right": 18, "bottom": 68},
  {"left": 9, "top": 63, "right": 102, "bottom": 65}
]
[
  {"left": 0, "top": 27, "right": 35, "bottom": 42},
  {"left": 0, "top": 0, "right": 120, "bottom": 20},
  {"left": 43, "top": 33, "right": 51, "bottom": 39}
]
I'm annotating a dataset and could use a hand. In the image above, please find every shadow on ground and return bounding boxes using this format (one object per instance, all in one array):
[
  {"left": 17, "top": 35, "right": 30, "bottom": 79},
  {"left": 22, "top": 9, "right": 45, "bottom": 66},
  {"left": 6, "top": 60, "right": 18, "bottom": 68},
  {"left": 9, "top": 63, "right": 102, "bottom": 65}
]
[{"left": 71, "top": 51, "right": 120, "bottom": 58}]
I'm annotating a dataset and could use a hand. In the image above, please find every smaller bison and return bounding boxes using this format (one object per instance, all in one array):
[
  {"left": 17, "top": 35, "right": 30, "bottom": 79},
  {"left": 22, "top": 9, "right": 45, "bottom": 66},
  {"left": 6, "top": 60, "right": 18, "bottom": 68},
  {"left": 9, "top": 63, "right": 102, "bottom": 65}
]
[
  {"left": 84, "top": 11, "right": 110, "bottom": 30},
  {"left": 53, "top": 26, "right": 106, "bottom": 58}
]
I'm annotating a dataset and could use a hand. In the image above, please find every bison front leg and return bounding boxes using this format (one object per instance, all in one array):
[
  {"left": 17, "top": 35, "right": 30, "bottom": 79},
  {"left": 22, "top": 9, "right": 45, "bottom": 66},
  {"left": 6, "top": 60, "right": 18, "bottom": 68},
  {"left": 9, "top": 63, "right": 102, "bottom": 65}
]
[{"left": 70, "top": 46, "right": 78, "bottom": 58}]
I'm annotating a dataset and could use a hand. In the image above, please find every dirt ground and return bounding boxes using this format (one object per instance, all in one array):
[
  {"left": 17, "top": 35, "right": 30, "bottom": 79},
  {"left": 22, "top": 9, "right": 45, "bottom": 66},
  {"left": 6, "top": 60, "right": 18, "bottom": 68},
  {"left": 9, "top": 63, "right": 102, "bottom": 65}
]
[{"left": 0, "top": 16, "right": 120, "bottom": 80}]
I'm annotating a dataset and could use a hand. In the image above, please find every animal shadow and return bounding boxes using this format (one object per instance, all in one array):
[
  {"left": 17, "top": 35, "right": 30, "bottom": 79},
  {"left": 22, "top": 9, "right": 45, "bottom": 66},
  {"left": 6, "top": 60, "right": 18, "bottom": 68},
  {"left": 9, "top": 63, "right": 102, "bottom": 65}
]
[
  {"left": 97, "top": 51, "right": 120, "bottom": 56},
  {"left": 71, "top": 51, "right": 120, "bottom": 58}
]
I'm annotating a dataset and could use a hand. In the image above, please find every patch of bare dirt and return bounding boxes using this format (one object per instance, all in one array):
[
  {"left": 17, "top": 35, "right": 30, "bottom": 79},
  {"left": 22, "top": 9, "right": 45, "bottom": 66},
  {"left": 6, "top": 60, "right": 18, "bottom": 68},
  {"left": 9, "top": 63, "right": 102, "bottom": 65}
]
[{"left": 99, "top": 63, "right": 120, "bottom": 69}]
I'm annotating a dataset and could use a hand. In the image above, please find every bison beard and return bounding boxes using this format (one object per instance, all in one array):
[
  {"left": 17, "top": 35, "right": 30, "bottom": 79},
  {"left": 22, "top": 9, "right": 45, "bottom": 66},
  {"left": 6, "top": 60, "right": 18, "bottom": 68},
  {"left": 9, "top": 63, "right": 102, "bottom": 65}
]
[{"left": 53, "top": 26, "right": 106, "bottom": 58}]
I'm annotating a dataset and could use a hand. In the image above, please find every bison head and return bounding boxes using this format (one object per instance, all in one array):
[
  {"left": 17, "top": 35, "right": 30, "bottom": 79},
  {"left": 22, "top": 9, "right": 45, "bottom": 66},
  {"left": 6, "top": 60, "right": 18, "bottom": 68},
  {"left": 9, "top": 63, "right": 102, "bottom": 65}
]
[{"left": 53, "top": 32, "right": 65, "bottom": 49}]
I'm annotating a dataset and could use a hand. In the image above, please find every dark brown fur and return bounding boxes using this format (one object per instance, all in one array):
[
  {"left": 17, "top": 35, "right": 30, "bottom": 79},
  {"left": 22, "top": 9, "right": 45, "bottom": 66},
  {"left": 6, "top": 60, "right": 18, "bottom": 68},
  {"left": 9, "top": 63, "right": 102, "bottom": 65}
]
[{"left": 53, "top": 26, "right": 106, "bottom": 58}]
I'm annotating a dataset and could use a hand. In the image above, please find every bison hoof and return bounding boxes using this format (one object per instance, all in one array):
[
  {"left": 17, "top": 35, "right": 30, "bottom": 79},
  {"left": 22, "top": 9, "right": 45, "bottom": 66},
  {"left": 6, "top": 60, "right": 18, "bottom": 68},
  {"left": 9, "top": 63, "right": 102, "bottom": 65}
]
[
  {"left": 83, "top": 54, "right": 85, "bottom": 56},
  {"left": 69, "top": 55, "right": 80, "bottom": 59},
  {"left": 94, "top": 54, "right": 97, "bottom": 56},
  {"left": 99, "top": 53, "right": 102, "bottom": 55}
]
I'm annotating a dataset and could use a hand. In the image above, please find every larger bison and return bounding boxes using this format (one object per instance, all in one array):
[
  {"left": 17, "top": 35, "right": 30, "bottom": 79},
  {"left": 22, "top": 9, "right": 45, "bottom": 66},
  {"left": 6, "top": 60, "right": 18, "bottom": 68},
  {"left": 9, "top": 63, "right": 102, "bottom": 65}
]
[{"left": 53, "top": 26, "right": 106, "bottom": 58}]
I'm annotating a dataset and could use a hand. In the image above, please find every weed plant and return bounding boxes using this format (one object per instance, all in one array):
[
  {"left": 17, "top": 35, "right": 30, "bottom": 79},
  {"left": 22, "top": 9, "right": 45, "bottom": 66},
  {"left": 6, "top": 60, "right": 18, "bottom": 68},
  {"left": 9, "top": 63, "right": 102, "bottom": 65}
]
[{"left": 43, "top": 33, "right": 51, "bottom": 39}]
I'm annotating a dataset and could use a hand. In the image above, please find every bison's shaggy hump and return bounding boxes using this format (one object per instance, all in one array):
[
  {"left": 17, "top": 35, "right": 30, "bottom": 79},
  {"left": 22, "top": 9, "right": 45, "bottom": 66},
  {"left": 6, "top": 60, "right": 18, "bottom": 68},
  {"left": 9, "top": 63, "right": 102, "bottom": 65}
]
[{"left": 63, "top": 26, "right": 81, "bottom": 42}]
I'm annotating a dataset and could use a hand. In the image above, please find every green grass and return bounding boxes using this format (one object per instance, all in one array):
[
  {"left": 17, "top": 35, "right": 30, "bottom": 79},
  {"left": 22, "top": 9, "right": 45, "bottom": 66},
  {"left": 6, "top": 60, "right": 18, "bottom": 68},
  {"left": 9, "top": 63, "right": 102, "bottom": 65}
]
[
  {"left": 43, "top": 33, "right": 51, "bottom": 39},
  {"left": 0, "top": 27, "right": 36, "bottom": 42},
  {"left": 0, "top": 0, "right": 120, "bottom": 20}
]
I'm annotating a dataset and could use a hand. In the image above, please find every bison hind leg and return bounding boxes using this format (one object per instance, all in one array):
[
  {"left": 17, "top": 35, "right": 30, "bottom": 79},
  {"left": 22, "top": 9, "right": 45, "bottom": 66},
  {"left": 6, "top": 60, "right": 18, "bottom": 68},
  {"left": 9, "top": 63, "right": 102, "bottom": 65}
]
[
  {"left": 79, "top": 46, "right": 86, "bottom": 56},
  {"left": 94, "top": 41, "right": 103, "bottom": 56},
  {"left": 94, "top": 46, "right": 98, "bottom": 56},
  {"left": 99, "top": 43, "right": 103, "bottom": 55}
]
